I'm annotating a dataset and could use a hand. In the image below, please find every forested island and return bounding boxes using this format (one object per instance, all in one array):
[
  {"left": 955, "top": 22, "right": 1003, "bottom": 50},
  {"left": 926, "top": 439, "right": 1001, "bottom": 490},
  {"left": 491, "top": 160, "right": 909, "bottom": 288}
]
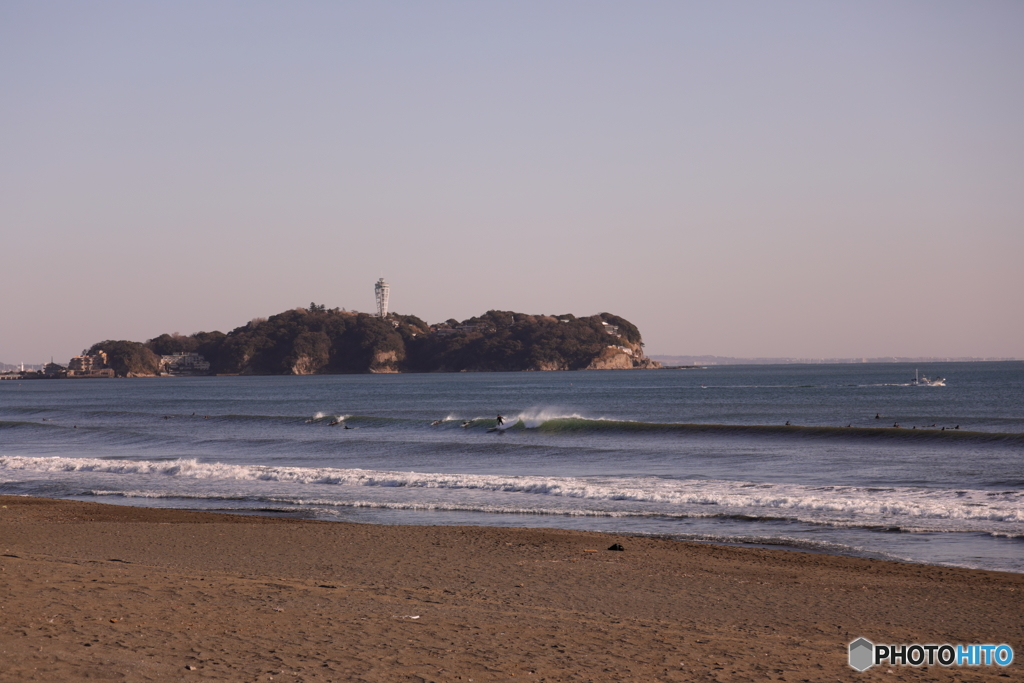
[{"left": 83, "top": 307, "right": 660, "bottom": 377}]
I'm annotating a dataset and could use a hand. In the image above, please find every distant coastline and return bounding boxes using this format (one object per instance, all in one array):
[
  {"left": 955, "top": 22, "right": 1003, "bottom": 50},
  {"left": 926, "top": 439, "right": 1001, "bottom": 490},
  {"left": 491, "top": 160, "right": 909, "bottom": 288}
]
[
  {"left": 3, "top": 308, "right": 661, "bottom": 378},
  {"left": 649, "top": 355, "right": 1021, "bottom": 366},
  {"left": 6, "top": 356, "right": 1015, "bottom": 376}
]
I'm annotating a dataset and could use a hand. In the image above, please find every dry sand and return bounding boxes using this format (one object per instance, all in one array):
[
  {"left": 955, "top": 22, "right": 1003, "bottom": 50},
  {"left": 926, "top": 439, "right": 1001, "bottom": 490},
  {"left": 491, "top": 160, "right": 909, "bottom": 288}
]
[{"left": 1, "top": 495, "right": 1021, "bottom": 682}]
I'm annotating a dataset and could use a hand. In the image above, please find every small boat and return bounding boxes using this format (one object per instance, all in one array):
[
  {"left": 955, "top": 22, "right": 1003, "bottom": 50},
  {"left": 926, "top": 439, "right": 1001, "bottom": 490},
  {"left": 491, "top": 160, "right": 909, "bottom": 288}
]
[{"left": 911, "top": 369, "right": 945, "bottom": 387}]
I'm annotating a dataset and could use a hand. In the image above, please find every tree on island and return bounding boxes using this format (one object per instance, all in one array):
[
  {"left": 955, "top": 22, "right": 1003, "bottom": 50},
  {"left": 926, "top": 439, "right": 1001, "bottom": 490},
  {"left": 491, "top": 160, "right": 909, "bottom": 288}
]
[{"left": 88, "top": 340, "right": 162, "bottom": 377}]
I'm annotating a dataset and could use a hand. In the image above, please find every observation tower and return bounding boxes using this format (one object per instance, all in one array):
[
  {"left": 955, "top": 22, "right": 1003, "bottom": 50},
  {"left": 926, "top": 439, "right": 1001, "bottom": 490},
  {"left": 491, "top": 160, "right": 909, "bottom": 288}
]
[{"left": 374, "top": 278, "right": 390, "bottom": 318}]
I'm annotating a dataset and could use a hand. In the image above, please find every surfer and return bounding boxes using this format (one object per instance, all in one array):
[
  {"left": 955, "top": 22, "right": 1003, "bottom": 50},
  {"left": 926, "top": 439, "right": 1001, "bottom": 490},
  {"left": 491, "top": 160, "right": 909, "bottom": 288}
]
[
  {"left": 344, "top": 424, "right": 352, "bottom": 429},
  {"left": 785, "top": 421, "right": 791, "bottom": 426},
  {"left": 496, "top": 414, "right": 505, "bottom": 426},
  {"left": 461, "top": 421, "right": 471, "bottom": 428},
  {"left": 875, "top": 413, "right": 880, "bottom": 419},
  {"left": 329, "top": 419, "right": 339, "bottom": 426},
  {"left": 431, "top": 420, "right": 442, "bottom": 426}
]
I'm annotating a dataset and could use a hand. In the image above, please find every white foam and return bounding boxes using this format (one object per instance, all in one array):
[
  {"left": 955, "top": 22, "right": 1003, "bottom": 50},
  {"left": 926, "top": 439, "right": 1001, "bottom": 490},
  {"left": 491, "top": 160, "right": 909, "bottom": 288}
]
[
  {"left": 510, "top": 407, "right": 619, "bottom": 428},
  {"left": 514, "top": 408, "right": 584, "bottom": 429},
  {"left": 3, "top": 455, "right": 1021, "bottom": 532}
]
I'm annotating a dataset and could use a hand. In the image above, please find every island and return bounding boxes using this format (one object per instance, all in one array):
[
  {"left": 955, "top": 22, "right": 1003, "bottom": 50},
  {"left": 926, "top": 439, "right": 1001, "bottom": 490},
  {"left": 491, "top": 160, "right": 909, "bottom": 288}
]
[{"left": 77, "top": 308, "right": 660, "bottom": 377}]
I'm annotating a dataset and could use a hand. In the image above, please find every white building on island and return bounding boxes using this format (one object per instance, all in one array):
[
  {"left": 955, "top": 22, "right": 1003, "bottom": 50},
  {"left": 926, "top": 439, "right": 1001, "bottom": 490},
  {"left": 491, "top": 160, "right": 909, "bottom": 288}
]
[
  {"left": 375, "top": 278, "right": 390, "bottom": 318},
  {"left": 160, "top": 353, "right": 211, "bottom": 376}
]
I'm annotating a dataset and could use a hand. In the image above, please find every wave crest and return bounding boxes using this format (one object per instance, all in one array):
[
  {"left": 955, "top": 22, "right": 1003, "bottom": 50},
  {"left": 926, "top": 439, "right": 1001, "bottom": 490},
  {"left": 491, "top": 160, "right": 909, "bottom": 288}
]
[{"left": 3, "top": 456, "right": 1021, "bottom": 526}]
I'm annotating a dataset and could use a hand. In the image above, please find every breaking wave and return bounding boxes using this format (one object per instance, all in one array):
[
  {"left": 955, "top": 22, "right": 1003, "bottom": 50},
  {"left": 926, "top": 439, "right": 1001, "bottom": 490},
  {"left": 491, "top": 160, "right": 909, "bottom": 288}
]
[{"left": 3, "top": 456, "right": 1021, "bottom": 532}]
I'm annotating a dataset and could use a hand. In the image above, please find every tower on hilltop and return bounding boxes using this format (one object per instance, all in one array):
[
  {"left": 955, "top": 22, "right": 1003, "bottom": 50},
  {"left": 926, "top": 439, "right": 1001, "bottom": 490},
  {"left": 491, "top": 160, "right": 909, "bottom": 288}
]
[{"left": 374, "top": 278, "right": 390, "bottom": 318}]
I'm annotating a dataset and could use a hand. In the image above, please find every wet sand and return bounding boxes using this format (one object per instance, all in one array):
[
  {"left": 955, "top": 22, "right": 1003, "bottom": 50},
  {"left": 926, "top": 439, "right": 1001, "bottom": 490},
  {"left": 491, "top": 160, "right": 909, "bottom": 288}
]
[{"left": 1, "top": 495, "right": 1021, "bottom": 682}]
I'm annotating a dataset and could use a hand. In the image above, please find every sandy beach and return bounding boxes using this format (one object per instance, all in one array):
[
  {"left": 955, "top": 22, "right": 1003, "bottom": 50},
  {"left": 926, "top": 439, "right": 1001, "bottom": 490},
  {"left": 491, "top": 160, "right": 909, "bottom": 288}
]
[{"left": 1, "top": 496, "right": 1021, "bottom": 682}]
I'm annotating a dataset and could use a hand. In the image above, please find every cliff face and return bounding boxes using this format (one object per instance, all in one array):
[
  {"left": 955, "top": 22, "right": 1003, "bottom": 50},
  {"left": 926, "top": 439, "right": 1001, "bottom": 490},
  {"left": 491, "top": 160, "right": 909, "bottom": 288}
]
[
  {"left": 369, "top": 350, "right": 401, "bottom": 373},
  {"left": 586, "top": 347, "right": 637, "bottom": 370},
  {"left": 289, "top": 354, "right": 321, "bottom": 376},
  {"left": 95, "top": 309, "right": 659, "bottom": 375},
  {"left": 585, "top": 342, "right": 662, "bottom": 371}
]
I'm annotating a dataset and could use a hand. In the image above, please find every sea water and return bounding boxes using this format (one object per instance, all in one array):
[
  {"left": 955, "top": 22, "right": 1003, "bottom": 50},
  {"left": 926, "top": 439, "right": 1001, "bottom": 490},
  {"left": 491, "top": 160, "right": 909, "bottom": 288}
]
[{"left": 1, "top": 362, "right": 1022, "bottom": 573}]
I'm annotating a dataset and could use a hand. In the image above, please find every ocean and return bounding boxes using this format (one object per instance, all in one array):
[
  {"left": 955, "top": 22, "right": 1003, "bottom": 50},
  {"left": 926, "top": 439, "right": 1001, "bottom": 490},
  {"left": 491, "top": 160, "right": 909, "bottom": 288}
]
[{"left": 2, "top": 362, "right": 1022, "bottom": 573}]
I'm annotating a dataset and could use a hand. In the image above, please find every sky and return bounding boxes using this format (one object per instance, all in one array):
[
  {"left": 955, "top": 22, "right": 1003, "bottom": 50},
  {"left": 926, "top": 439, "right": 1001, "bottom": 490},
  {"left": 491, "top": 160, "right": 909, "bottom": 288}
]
[{"left": 2, "top": 1, "right": 1022, "bottom": 363}]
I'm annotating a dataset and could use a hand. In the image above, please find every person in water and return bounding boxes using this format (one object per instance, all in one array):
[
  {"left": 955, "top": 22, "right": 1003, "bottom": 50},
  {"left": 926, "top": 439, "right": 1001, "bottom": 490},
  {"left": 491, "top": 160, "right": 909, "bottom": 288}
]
[{"left": 496, "top": 414, "right": 505, "bottom": 426}]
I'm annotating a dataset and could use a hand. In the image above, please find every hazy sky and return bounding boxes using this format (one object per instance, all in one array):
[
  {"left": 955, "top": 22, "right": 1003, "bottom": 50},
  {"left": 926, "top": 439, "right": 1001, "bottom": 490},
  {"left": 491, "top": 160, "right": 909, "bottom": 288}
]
[{"left": 2, "top": 1, "right": 1022, "bottom": 363}]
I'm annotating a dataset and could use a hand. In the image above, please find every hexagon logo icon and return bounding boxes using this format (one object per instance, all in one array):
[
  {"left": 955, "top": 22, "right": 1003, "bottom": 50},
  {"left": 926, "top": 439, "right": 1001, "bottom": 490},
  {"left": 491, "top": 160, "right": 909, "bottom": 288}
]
[{"left": 849, "top": 638, "right": 874, "bottom": 671}]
